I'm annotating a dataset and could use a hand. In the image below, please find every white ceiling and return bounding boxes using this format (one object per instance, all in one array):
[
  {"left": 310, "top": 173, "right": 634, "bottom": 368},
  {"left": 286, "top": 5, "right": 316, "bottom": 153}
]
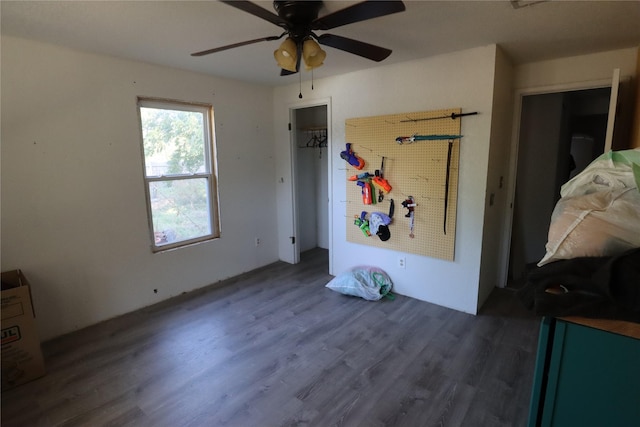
[{"left": 2, "top": 1, "right": 639, "bottom": 87}]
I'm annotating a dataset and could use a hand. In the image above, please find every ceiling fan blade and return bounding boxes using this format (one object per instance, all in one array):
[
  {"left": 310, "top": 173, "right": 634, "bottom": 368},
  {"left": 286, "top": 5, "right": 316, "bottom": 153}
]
[
  {"left": 191, "top": 35, "right": 282, "bottom": 57},
  {"left": 316, "top": 34, "right": 392, "bottom": 62},
  {"left": 312, "top": 1, "right": 405, "bottom": 31},
  {"left": 220, "top": 1, "right": 287, "bottom": 28}
]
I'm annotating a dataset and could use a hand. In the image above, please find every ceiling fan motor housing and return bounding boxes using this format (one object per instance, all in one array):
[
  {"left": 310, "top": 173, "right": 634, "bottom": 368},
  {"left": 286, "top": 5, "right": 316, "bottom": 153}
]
[{"left": 274, "top": 1, "right": 323, "bottom": 41}]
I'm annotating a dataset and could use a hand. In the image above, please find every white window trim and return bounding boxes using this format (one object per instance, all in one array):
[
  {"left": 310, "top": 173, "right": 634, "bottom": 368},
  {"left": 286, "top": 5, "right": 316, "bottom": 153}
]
[{"left": 137, "top": 97, "right": 220, "bottom": 252}]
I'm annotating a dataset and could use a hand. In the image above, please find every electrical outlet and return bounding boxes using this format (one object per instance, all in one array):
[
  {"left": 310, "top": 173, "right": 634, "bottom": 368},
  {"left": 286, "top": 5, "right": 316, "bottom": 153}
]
[
  {"left": 255, "top": 237, "right": 261, "bottom": 246},
  {"left": 398, "top": 257, "right": 406, "bottom": 269}
]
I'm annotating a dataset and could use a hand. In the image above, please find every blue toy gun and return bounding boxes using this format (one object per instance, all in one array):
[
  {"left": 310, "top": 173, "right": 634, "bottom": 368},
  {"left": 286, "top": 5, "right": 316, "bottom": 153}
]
[{"left": 340, "top": 143, "right": 365, "bottom": 169}]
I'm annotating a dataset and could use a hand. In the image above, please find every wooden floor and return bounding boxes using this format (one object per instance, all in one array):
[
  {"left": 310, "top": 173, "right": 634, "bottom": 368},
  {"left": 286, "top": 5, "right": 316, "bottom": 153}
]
[{"left": 2, "top": 248, "right": 541, "bottom": 427}]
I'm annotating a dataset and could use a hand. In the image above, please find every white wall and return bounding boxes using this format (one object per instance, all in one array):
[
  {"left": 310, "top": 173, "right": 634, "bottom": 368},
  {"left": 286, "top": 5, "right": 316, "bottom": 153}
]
[
  {"left": 515, "top": 47, "right": 638, "bottom": 90},
  {"left": 274, "top": 45, "right": 499, "bottom": 314},
  {"left": 478, "top": 46, "right": 514, "bottom": 304},
  {"left": 1, "top": 36, "right": 280, "bottom": 340}
]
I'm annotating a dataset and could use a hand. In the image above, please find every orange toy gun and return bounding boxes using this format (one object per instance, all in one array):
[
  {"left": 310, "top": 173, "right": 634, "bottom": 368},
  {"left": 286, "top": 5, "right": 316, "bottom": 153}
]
[
  {"left": 356, "top": 180, "right": 375, "bottom": 205},
  {"left": 373, "top": 156, "right": 391, "bottom": 202},
  {"left": 348, "top": 172, "right": 376, "bottom": 205},
  {"left": 372, "top": 176, "right": 392, "bottom": 193},
  {"left": 348, "top": 172, "right": 373, "bottom": 181}
]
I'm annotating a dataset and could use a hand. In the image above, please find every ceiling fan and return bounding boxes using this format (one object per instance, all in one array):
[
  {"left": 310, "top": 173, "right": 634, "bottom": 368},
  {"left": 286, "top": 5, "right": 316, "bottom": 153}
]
[{"left": 191, "top": 1, "right": 406, "bottom": 75}]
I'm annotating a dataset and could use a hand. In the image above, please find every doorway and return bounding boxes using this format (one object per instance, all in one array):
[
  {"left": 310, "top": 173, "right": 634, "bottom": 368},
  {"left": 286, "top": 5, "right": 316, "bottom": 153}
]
[
  {"left": 292, "top": 104, "right": 330, "bottom": 261},
  {"left": 508, "top": 87, "right": 611, "bottom": 285}
]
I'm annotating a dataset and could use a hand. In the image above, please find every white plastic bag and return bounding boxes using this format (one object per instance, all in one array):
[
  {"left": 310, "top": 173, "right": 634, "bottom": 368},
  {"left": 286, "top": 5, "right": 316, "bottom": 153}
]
[
  {"left": 538, "top": 188, "right": 640, "bottom": 266},
  {"left": 325, "top": 266, "right": 393, "bottom": 301},
  {"left": 539, "top": 148, "right": 640, "bottom": 267},
  {"left": 561, "top": 149, "right": 640, "bottom": 198}
]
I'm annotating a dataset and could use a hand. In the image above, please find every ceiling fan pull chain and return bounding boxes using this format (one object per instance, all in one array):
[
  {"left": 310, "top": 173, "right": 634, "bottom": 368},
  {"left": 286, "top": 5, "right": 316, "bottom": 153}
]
[{"left": 298, "top": 71, "right": 303, "bottom": 98}]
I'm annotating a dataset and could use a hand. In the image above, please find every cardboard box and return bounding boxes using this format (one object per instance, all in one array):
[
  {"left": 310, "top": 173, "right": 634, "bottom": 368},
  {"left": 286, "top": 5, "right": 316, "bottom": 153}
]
[{"left": 1, "top": 269, "right": 46, "bottom": 390}]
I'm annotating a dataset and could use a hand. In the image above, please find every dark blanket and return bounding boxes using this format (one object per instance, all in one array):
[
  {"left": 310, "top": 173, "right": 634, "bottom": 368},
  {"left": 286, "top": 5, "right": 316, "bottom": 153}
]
[{"left": 517, "top": 248, "right": 640, "bottom": 323}]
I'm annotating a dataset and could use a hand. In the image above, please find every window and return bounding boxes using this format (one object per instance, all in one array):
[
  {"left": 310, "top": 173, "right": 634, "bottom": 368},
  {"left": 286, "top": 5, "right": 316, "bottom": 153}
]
[{"left": 137, "top": 98, "right": 219, "bottom": 251}]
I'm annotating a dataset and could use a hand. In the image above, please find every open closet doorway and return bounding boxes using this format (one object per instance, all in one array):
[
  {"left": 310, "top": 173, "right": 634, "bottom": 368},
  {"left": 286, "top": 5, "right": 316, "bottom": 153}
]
[
  {"left": 291, "top": 103, "right": 330, "bottom": 266},
  {"left": 508, "top": 86, "right": 612, "bottom": 286}
]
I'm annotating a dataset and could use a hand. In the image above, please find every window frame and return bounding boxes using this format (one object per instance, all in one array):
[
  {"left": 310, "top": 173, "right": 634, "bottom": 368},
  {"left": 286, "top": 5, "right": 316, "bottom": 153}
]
[{"left": 137, "top": 97, "right": 220, "bottom": 252}]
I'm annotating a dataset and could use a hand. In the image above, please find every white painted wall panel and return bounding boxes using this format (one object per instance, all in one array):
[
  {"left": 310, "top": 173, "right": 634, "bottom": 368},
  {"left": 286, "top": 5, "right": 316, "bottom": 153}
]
[
  {"left": 274, "top": 45, "right": 499, "bottom": 314},
  {"left": 1, "top": 36, "right": 279, "bottom": 340}
]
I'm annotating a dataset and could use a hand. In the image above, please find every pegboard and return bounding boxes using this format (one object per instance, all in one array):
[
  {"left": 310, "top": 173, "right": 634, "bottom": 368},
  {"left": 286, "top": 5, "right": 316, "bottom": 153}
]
[{"left": 344, "top": 108, "right": 462, "bottom": 261}]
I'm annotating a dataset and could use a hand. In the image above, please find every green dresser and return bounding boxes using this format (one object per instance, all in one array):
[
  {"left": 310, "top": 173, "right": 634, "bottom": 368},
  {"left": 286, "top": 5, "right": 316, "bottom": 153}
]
[{"left": 528, "top": 317, "right": 640, "bottom": 427}]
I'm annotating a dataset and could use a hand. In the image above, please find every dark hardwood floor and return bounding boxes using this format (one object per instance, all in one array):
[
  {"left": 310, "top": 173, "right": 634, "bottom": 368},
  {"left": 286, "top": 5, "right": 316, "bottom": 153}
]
[{"left": 2, "top": 248, "right": 541, "bottom": 427}]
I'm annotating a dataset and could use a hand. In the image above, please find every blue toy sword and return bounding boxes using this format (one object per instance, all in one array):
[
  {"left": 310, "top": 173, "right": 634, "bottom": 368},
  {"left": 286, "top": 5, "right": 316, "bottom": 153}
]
[{"left": 395, "top": 134, "right": 462, "bottom": 144}]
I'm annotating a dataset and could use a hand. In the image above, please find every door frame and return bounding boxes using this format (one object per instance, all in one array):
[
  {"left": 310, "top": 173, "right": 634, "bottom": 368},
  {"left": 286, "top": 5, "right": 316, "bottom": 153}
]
[
  {"left": 288, "top": 97, "right": 332, "bottom": 270},
  {"left": 499, "top": 76, "right": 615, "bottom": 287}
]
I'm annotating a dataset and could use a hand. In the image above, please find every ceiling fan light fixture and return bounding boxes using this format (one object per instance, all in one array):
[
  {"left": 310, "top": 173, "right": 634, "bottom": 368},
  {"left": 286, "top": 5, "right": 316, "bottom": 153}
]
[
  {"left": 302, "top": 38, "right": 326, "bottom": 70},
  {"left": 274, "top": 37, "right": 298, "bottom": 72}
]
